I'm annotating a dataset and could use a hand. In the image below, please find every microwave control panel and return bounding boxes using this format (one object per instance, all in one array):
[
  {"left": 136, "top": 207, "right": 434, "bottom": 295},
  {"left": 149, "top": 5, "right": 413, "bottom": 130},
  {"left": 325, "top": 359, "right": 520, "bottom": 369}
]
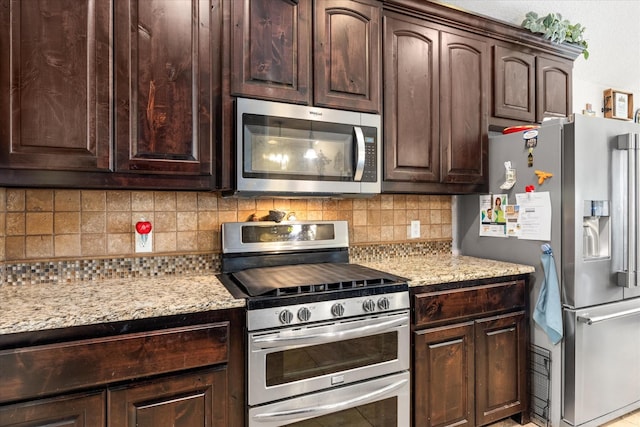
[{"left": 361, "top": 126, "right": 377, "bottom": 182}]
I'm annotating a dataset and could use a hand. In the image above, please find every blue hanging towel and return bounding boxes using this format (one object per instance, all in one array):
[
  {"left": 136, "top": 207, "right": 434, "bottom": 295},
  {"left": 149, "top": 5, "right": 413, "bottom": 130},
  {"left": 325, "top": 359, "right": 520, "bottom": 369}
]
[{"left": 533, "top": 244, "right": 564, "bottom": 345}]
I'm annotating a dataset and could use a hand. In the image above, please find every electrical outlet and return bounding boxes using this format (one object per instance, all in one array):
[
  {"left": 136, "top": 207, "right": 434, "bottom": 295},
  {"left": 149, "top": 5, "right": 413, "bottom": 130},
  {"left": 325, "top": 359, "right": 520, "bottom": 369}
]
[
  {"left": 410, "top": 220, "right": 420, "bottom": 238},
  {"left": 135, "top": 230, "right": 153, "bottom": 253}
]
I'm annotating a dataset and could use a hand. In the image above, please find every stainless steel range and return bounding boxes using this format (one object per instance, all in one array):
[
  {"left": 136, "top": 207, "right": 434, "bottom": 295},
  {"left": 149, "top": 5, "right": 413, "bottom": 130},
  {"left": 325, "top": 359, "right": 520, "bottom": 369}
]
[{"left": 218, "top": 220, "right": 410, "bottom": 427}]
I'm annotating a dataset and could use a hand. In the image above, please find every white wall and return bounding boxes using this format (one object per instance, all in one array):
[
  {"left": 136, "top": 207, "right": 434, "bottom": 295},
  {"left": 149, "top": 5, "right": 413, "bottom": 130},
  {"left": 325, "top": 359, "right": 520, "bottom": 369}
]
[{"left": 442, "top": 0, "right": 640, "bottom": 120}]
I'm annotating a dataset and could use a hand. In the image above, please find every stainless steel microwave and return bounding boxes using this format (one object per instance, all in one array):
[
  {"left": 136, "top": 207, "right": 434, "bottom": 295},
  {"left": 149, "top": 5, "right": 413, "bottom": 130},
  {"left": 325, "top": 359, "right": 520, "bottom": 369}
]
[{"left": 232, "top": 98, "right": 381, "bottom": 197}]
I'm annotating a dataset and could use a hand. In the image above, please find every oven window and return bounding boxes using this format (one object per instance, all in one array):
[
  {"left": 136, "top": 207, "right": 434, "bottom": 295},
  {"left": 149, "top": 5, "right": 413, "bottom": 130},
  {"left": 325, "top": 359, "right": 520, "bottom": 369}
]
[
  {"left": 285, "top": 397, "right": 398, "bottom": 426},
  {"left": 266, "top": 332, "right": 397, "bottom": 386}
]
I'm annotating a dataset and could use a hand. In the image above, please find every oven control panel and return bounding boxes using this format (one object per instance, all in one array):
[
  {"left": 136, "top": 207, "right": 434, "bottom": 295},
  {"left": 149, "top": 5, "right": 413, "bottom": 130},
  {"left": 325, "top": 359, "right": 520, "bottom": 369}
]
[{"left": 248, "top": 290, "right": 410, "bottom": 331}]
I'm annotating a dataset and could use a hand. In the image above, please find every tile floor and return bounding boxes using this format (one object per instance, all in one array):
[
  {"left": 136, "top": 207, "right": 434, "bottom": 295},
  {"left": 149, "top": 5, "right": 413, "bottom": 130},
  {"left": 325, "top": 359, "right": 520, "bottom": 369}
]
[{"left": 488, "top": 408, "right": 640, "bottom": 427}]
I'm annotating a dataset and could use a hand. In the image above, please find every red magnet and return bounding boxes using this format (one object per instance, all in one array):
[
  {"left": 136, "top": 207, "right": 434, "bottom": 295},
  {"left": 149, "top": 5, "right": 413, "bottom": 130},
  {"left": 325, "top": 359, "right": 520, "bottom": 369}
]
[{"left": 135, "top": 221, "right": 152, "bottom": 235}]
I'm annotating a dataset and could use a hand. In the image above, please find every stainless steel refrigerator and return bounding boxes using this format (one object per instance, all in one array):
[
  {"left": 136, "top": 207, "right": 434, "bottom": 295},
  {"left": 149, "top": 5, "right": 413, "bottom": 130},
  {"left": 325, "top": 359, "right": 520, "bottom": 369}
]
[{"left": 456, "top": 114, "right": 640, "bottom": 427}]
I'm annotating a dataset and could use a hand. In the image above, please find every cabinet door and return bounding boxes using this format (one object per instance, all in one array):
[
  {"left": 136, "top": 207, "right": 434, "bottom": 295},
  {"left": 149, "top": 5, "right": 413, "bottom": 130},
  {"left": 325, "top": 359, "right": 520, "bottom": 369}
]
[
  {"left": 414, "top": 322, "right": 475, "bottom": 427},
  {"left": 0, "top": 391, "right": 105, "bottom": 427},
  {"left": 536, "top": 56, "right": 572, "bottom": 121},
  {"left": 108, "top": 368, "right": 228, "bottom": 427},
  {"left": 493, "top": 46, "right": 535, "bottom": 122},
  {"left": 382, "top": 13, "right": 440, "bottom": 185},
  {"left": 0, "top": 0, "right": 112, "bottom": 172},
  {"left": 314, "top": 0, "right": 381, "bottom": 113},
  {"left": 231, "top": 0, "right": 311, "bottom": 104},
  {"left": 475, "top": 311, "right": 527, "bottom": 426},
  {"left": 115, "top": 0, "right": 214, "bottom": 176},
  {"left": 440, "top": 31, "right": 488, "bottom": 186}
]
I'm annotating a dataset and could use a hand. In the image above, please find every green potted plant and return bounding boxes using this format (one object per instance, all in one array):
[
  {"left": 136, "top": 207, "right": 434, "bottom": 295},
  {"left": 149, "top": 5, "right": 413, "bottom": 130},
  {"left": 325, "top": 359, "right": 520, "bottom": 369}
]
[{"left": 522, "top": 12, "right": 589, "bottom": 59}]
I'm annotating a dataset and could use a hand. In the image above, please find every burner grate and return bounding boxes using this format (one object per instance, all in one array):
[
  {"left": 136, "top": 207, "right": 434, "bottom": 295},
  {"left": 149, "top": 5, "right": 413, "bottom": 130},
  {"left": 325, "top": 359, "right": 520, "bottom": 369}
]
[{"left": 229, "top": 263, "right": 406, "bottom": 298}]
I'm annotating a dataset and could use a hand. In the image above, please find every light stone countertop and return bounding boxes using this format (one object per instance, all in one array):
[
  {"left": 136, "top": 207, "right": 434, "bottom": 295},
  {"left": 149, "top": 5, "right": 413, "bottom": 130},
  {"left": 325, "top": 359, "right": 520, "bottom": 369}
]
[{"left": 0, "top": 255, "right": 534, "bottom": 336}]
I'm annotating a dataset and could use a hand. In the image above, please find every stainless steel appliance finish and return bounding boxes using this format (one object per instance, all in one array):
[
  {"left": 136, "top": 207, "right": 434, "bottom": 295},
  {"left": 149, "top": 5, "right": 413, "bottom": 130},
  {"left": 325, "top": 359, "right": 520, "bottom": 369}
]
[
  {"left": 232, "top": 97, "right": 382, "bottom": 197},
  {"left": 248, "top": 371, "right": 410, "bottom": 427},
  {"left": 457, "top": 115, "right": 640, "bottom": 427},
  {"left": 219, "top": 220, "right": 410, "bottom": 426}
]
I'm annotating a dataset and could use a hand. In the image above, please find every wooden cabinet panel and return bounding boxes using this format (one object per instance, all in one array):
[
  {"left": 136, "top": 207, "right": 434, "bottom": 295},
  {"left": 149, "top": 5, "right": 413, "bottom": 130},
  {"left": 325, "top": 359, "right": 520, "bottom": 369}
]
[
  {"left": 0, "top": 0, "right": 112, "bottom": 172},
  {"left": 0, "top": 391, "right": 105, "bottom": 427},
  {"left": 475, "top": 312, "right": 527, "bottom": 426},
  {"left": 414, "top": 280, "right": 526, "bottom": 328},
  {"left": 414, "top": 322, "right": 475, "bottom": 427},
  {"left": 314, "top": 0, "right": 381, "bottom": 113},
  {"left": 440, "top": 31, "right": 488, "bottom": 186},
  {"left": 231, "top": 0, "right": 311, "bottom": 104},
  {"left": 382, "top": 13, "right": 439, "bottom": 184},
  {"left": 115, "top": 0, "right": 214, "bottom": 175},
  {"left": 0, "top": 323, "right": 228, "bottom": 403},
  {"left": 108, "top": 368, "right": 227, "bottom": 427},
  {"left": 536, "top": 56, "right": 572, "bottom": 121},
  {"left": 412, "top": 278, "right": 530, "bottom": 427},
  {"left": 493, "top": 46, "right": 535, "bottom": 122}
]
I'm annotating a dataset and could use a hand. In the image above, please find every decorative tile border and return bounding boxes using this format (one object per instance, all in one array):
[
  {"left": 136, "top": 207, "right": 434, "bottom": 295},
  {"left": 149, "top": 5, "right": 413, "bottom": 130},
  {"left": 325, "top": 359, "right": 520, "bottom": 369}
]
[
  {"left": 350, "top": 240, "right": 452, "bottom": 262},
  {"left": 1, "top": 240, "right": 452, "bottom": 286}
]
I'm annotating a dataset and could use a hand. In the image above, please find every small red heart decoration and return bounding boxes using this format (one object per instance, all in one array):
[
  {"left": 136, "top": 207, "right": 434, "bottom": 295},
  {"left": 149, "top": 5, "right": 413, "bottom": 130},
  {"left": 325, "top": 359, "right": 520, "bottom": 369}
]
[{"left": 135, "top": 221, "right": 152, "bottom": 235}]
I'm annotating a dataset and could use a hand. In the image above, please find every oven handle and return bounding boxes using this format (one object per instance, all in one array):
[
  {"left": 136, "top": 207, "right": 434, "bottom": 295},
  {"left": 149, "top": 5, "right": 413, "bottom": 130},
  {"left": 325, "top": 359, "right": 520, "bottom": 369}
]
[
  {"left": 251, "top": 377, "right": 408, "bottom": 423},
  {"left": 252, "top": 315, "right": 407, "bottom": 349}
]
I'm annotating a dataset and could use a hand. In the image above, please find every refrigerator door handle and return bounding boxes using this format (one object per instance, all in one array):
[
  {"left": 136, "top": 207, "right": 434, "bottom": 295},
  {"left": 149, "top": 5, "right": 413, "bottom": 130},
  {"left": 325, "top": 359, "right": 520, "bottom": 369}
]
[
  {"left": 616, "top": 133, "right": 639, "bottom": 288},
  {"left": 577, "top": 306, "right": 640, "bottom": 325}
]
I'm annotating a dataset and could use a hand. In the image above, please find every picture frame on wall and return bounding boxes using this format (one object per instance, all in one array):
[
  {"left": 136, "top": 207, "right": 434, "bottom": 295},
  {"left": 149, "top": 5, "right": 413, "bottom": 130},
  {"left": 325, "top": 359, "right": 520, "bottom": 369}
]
[
  {"left": 603, "top": 88, "right": 634, "bottom": 120},
  {"left": 614, "top": 92, "right": 629, "bottom": 119}
]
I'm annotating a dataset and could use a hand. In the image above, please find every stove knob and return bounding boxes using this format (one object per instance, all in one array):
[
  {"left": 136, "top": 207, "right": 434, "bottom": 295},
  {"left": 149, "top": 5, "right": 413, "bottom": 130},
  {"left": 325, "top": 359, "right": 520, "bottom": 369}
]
[
  {"left": 279, "top": 309, "right": 294, "bottom": 325},
  {"left": 362, "top": 299, "right": 376, "bottom": 312},
  {"left": 297, "top": 307, "right": 311, "bottom": 322},
  {"left": 331, "top": 303, "right": 345, "bottom": 317},
  {"left": 377, "top": 297, "right": 390, "bottom": 311}
]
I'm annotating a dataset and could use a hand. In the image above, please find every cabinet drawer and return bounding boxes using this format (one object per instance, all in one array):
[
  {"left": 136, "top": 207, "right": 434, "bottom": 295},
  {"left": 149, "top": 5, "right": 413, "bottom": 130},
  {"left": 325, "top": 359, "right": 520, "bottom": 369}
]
[
  {"left": 0, "top": 322, "right": 228, "bottom": 403},
  {"left": 414, "top": 280, "right": 525, "bottom": 327}
]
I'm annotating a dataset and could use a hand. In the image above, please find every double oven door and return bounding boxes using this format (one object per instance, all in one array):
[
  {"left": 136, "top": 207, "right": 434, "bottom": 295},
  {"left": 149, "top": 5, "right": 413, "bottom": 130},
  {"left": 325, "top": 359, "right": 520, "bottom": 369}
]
[{"left": 247, "top": 310, "right": 410, "bottom": 426}]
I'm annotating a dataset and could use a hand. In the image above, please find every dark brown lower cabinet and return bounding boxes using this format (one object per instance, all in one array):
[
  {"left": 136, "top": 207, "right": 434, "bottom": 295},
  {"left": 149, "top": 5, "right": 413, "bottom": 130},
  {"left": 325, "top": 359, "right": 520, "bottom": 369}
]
[
  {"left": 412, "top": 279, "right": 529, "bottom": 427},
  {"left": 0, "top": 391, "right": 105, "bottom": 427},
  {"left": 108, "top": 368, "right": 228, "bottom": 427},
  {"left": 414, "top": 322, "right": 475, "bottom": 427},
  {"left": 0, "top": 309, "right": 244, "bottom": 427}
]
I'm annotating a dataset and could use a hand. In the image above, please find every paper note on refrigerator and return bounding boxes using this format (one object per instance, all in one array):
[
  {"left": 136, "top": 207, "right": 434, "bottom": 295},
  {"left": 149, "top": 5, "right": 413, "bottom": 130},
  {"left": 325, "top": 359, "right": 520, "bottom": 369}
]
[{"left": 515, "top": 192, "right": 552, "bottom": 241}]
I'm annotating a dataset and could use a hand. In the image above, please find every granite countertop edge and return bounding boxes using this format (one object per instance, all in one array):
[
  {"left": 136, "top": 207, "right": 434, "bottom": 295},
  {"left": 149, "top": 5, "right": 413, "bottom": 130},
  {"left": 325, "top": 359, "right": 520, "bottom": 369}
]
[{"left": 0, "top": 255, "right": 534, "bottom": 336}]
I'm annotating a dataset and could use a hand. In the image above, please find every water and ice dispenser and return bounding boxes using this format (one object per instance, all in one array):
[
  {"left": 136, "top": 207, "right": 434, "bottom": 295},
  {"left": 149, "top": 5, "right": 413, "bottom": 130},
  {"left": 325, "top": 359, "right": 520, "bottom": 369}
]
[{"left": 582, "top": 200, "right": 609, "bottom": 259}]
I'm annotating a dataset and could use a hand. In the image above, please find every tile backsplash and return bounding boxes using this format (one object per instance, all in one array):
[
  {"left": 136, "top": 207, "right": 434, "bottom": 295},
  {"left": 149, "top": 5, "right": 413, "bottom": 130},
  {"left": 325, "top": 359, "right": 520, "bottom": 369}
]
[{"left": 1, "top": 188, "right": 452, "bottom": 262}]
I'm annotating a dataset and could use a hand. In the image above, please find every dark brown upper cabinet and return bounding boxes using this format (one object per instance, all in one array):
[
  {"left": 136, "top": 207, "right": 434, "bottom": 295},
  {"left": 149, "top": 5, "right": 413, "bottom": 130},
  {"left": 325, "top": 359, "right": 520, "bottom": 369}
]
[
  {"left": 382, "top": 13, "right": 440, "bottom": 185},
  {"left": 1, "top": 0, "right": 220, "bottom": 189},
  {"left": 115, "top": 0, "right": 215, "bottom": 178},
  {"left": 0, "top": 0, "right": 112, "bottom": 173},
  {"left": 314, "top": 0, "right": 381, "bottom": 113},
  {"left": 231, "top": 0, "right": 381, "bottom": 113},
  {"left": 536, "top": 56, "right": 572, "bottom": 121},
  {"left": 493, "top": 44, "right": 573, "bottom": 125},
  {"left": 382, "top": 12, "right": 488, "bottom": 194},
  {"left": 493, "top": 45, "right": 536, "bottom": 123},
  {"left": 231, "top": 0, "right": 312, "bottom": 104}
]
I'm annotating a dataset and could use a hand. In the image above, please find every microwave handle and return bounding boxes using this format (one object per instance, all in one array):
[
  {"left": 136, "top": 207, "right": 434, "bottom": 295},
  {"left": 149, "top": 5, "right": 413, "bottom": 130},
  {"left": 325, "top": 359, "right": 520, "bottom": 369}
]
[{"left": 353, "top": 126, "right": 365, "bottom": 182}]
